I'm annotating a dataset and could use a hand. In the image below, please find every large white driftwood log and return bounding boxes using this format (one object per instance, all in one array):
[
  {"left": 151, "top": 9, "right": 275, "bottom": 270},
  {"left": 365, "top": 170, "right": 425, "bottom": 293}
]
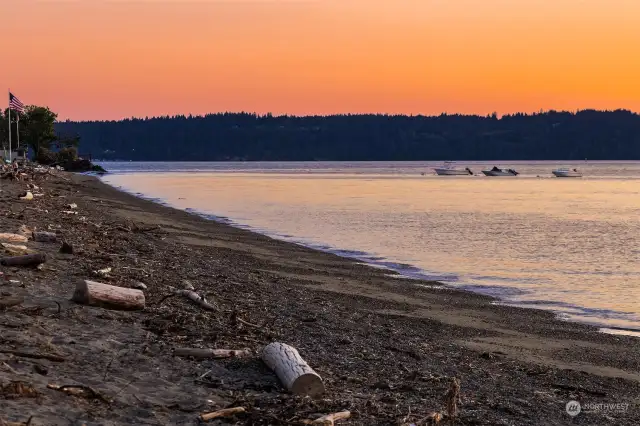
[
  {"left": 72, "top": 280, "right": 145, "bottom": 310},
  {"left": 261, "top": 342, "right": 325, "bottom": 397}
]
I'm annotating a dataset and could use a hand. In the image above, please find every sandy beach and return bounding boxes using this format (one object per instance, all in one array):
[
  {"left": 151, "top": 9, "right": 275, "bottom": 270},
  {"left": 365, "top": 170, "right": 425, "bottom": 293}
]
[{"left": 1, "top": 172, "right": 638, "bottom": 425}]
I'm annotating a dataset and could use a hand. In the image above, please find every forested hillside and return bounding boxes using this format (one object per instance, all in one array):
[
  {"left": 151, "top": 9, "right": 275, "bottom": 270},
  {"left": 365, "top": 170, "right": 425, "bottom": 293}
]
[{"left": 55, "top": 110, "right": 640, "bottom": 161}]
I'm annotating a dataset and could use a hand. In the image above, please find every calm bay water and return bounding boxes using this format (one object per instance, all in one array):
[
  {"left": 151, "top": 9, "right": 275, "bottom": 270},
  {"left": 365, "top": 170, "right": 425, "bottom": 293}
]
[{"left": 100, "top": 161, "right": 640, "bottom": 334}]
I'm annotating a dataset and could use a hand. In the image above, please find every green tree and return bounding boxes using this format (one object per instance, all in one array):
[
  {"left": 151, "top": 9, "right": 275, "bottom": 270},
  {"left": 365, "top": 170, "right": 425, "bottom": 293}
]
[{"left": 21, "top": 106, "right": 57, "bottom": 158}]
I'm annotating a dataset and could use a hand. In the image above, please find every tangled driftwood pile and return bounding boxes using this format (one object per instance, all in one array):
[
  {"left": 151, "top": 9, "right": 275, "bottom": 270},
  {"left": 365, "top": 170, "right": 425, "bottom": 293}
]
[{"left": 1, "top": 162, "right": 64, "bottom": 182}]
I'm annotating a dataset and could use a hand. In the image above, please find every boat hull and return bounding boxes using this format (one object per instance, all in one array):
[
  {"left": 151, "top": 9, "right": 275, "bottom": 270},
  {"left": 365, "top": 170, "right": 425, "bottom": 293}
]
[
  {"left": 434, "top": 168, "right": 472, "bottom": 176},
  {"left": 552, "top": 170, "right": 582, "bottom": 177},
  {"left": 482, "top": 170, "right": 518, "bottom": 176}
]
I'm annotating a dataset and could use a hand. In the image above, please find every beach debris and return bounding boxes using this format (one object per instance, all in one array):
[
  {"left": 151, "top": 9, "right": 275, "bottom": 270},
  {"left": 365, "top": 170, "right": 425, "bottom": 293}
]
[
  {"left": 92, "top": 267, "right": 112, "bottom": 278},
  {"left": 0, "top": 253, "right": 46, "bottom": 267},
  {"left": 17, "top": 225, "right": 32, "bottom": 237},
  {"left": 59, "top": 241, "right": 74, "bottom": 254},
  {"left": 182, "top": 279, "right": 195, "bottom": 291},
  {"left": 0, "top": 294, "right": 24, "bottom": 309},
  {"left": 230, "top": 310, "right": 261, "bottom": 328},
  {"left": 68, "top": 203, "right": 78, "bottom": 209},
  {"left": 19, "top": 191, "right": 33, "bottom": 201},
  {"left": 46, "top": 384, "right": 112, "bottom": 403},
  {"left": 0, "top": 416, "right": 34, "bottom": 426},
  {"left": 173, "top": 348, "right": 252, "bottom": 360},
  {"left": 160, "top": 289, "right": 217, "bottom": 311},
  {"left": 32, "top": 231, "right": 57, "bottom": 243},
  {"left": 131, "top": 281, "right": 147, "bottom": 290},
  {"left": 0, "top": 233, "right": 28, "bottom": 243},
  {"left": 1, "top": 361, "right": 19, "bottom": 374},
  {"left": 61, "top": 210, "right": 77, "bottom": 215},
  {"left": 1, "top": 243, "right": 33, "bottom": 256},
  {"left": 425, "top": 412, "right": 443, "bottom": 425},
  {"left": 261, "top": 342, "right": 325, "bottom": 397},
  {"left": 72, "top": 280, "right": 145, "bottom": 310},
  {"left": 444, "top": 378, "right": 461, "bottom": 421},
  {"left": 0, "top": 349, "right": 65, "bottom": 362},
  {"left": 27, "top": 183, "right": 39, "bottom": 191},
  {"left": 199, "top": 407, "right": 245, "bottom": 422},
  {"left": 304, "top": 411, "right": 351, "bottom": 425},
  {"left": 1, "top": 381, "right": 39, "bottom": 398}
]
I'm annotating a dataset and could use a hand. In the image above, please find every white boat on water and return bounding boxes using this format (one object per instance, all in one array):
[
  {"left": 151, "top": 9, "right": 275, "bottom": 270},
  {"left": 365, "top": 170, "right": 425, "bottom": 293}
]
[
  {"left": 433, "top": 162, "right": 473, "bottom": 176},
  {"left": 482, "top": 166, "right": 519, "bottom": 176},
  {"left": 552, "top": 168, "right": 582, "bottom": 177}
]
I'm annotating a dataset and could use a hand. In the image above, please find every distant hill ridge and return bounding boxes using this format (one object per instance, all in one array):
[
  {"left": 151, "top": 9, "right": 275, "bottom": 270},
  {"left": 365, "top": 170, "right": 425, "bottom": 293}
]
[{"left": 55, "top": 110, "right": 640, "bottom": 161}]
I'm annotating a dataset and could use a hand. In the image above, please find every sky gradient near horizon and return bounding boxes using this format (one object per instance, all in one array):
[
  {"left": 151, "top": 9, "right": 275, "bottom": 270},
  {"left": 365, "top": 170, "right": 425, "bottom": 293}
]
[{"left": 3, "top": 0, "right": 640, "bottom": 120}]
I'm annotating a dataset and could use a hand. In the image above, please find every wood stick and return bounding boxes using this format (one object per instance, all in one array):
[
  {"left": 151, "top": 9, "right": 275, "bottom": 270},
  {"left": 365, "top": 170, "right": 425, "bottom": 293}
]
[
  {"left": 311, "top": 411, "right": 351, "bottom": 425},
  {"left": 173, "top": 290, "right": 217, "bottom": 311},
  {"left": 72, "top": 280, "right": 145, "bottom": 311},
  {"left": 261, "top": 342, "right": 325, "bottom": 397},
  {"left": 0, "top": 349, "right": 65, "bottom": 362},
  {"left": 0, "top": 254, "right": 46, "bottom": 267},
  {"left": 173, "top": 348, "right": 252, "bottom": 359},
  {"left": 47, "top": 384, "right": 111, "bottom": 403},
  {"left": 199, "top": 407, "right": 245, "bottom": 422}
]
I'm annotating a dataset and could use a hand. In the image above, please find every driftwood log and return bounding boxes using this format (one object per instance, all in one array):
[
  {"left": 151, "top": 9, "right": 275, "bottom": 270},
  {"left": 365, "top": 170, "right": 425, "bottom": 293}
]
[
  {"left": 72, "top": 280, "right": 145, "bottom": 310},
  {"left": 173, "top": 348, "right": 252, "bottom": 359},
  {"left": 0, "top": 233, "right": 28, "bottom": 243},
  {"left": 33, "top": 231, "right": 57, "bottom": 243},
  {"left": 0, "top": 253, "right": 46, "bottom": 267},
  {"left": 1, "top": 243, "right": 33, "bottom": 256},
  {"left": 261, "top": 342, "right": 325, "bottom": 397}
]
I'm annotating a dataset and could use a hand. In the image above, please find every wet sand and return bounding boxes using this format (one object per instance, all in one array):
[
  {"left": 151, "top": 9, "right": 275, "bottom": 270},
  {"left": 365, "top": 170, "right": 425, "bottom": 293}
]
[{"left": 0, "top": 173, "right": 638, "bottom": 425}]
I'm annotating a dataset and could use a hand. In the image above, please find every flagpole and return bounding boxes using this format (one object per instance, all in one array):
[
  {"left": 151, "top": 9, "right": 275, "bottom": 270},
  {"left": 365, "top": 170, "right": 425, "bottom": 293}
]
[
  {"left": 16, "top": 114, "right": 20, "bottom": 157},
  {"left": 8, "top": 89, "right": 11, "bottom": 162}
]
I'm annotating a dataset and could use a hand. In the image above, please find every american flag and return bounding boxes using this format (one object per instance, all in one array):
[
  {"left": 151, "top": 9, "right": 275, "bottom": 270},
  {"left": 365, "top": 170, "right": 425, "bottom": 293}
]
[{"left": 9, "top": 92, "right": 25, "bottom": 113}]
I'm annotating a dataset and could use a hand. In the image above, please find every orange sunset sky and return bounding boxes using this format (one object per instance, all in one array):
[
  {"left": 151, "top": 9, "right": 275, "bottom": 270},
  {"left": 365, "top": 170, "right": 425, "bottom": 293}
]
[{"left": 2, "top": 0, "right": 640, "bottom": 120}]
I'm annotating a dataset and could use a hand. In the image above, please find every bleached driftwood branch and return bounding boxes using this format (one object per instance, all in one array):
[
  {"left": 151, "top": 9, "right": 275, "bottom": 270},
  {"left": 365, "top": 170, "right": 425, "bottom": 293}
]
[{"left": 174, "top": 348, "right": 252, "bottom": 359}]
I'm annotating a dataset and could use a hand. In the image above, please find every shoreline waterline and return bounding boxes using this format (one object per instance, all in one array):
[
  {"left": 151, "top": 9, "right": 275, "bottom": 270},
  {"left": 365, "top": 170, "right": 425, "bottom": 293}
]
[{"left": 100, "top": 172, "right": 640, "bottom": 338}]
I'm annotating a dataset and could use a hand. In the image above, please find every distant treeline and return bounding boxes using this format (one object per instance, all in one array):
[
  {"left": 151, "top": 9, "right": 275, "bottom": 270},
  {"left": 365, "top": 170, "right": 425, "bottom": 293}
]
[{"left": 55, "top": 110, "right": 640, "bottom": 161}]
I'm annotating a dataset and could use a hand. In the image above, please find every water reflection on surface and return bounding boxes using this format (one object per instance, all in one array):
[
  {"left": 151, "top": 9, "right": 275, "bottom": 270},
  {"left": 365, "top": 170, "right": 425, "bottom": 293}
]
[{"left": 102, "top": 161, "right": 640, "bottom": 333}]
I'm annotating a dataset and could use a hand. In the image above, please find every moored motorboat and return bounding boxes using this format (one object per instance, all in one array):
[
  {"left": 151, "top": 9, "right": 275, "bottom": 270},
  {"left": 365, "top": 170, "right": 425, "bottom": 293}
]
[
  {"left": 482, "top": 166, "right": 519, "bottom": 176},
  {"left": 552, "top": 168, "right": 582, "bottom": 177},
  {"left": 433, "top": 162, "right": 473, "bottom": 176}
]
